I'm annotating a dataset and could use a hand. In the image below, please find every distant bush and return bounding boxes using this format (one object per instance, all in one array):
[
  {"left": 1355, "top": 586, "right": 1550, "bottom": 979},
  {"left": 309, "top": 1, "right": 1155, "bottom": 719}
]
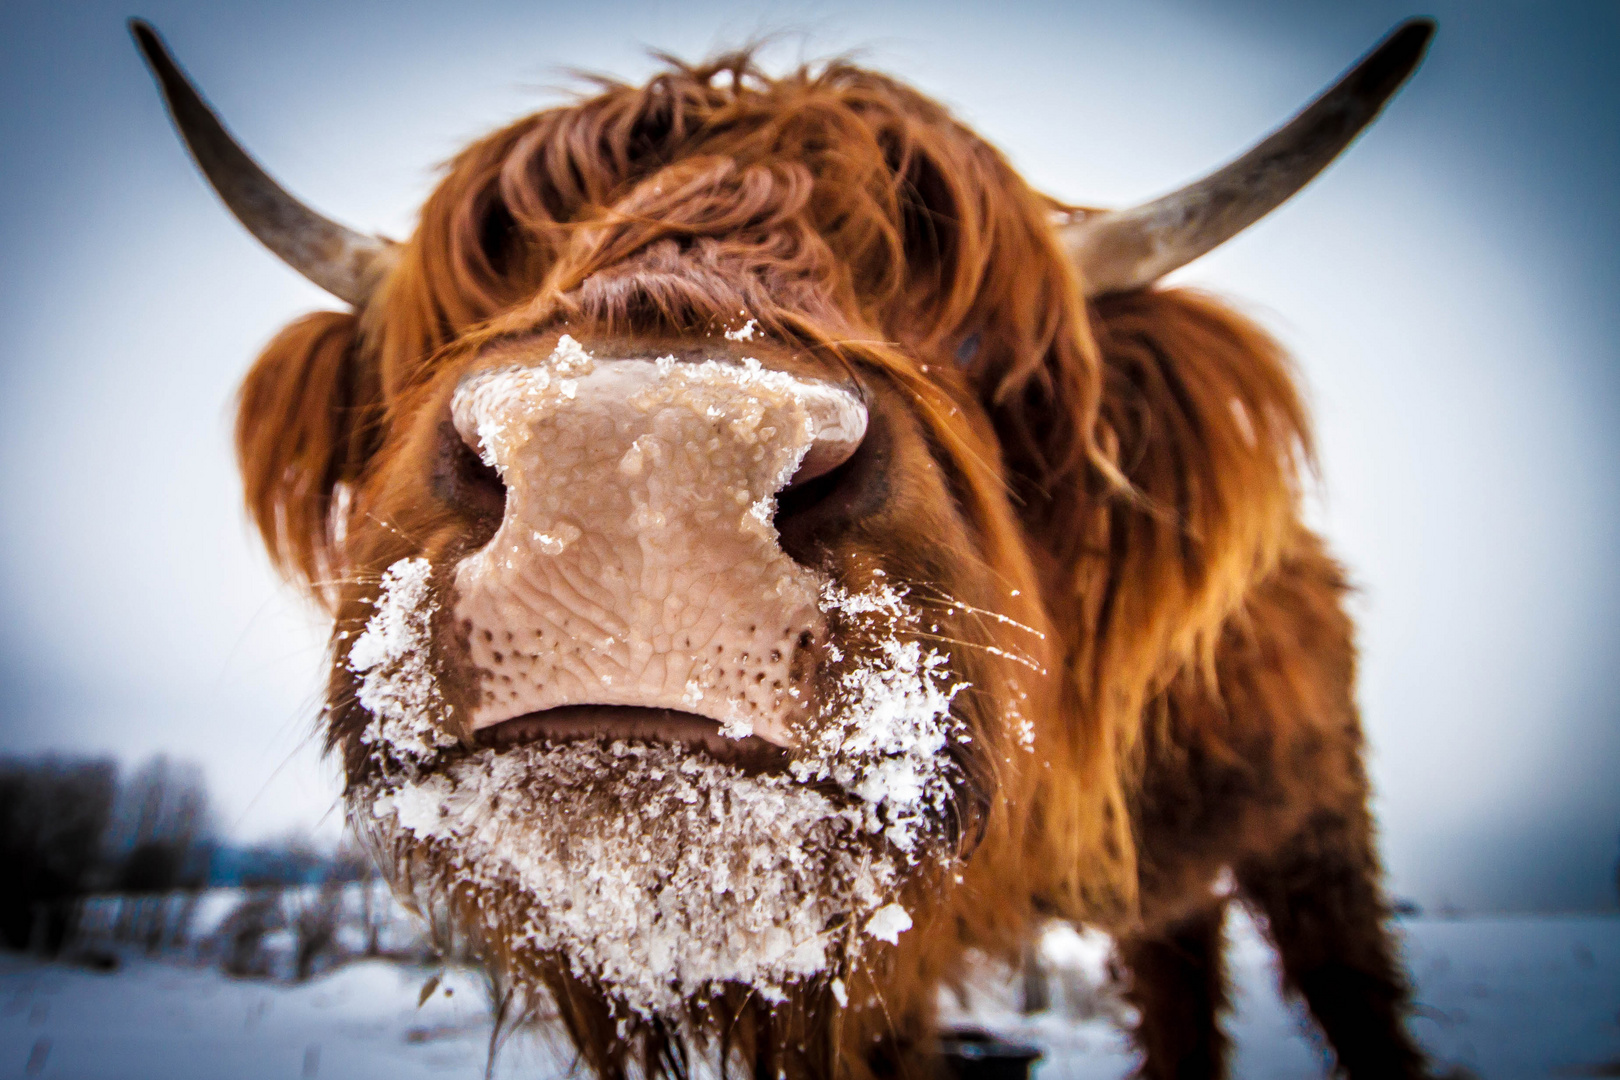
[
  {"left": 0, "top": 753, "right": 420, "bottom": 975},
  {"left": 0, "top": 753, "right": 222, "bottom": 958},
  {"left": 0, "top": 757, "right": 117, "bottom": 955},
  {"left": 291, "top": 879, "right": 347, "bottom": 981},
  {"left": 218, "top": 888, "right": 284, "bottom": 977}
]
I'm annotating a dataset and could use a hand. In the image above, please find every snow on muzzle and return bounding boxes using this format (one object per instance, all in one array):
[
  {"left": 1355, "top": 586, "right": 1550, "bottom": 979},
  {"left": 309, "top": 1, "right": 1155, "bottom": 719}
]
[{"left": 450, "top": 340, "right": 868, "bottom": 748}]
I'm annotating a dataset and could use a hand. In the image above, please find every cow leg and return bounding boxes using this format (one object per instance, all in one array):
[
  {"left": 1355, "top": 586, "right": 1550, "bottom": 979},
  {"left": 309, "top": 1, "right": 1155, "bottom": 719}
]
[
  {"left": 1237, "top": 805, "right": 1429, "bottom": 1079},
  {"left": 1119, "top": 901, "right": 1231, "bottom": 1080}
]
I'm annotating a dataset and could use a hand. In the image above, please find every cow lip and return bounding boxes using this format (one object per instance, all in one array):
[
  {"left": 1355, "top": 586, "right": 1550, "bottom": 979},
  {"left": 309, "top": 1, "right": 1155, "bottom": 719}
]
[{"left": 474, "top": 705, "right": 791, "bottom": 773}]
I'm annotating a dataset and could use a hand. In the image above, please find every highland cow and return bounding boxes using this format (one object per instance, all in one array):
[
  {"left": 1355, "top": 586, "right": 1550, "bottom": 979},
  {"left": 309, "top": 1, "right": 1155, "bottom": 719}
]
[{"left": 135, "top": 17, "right": 1435, "bottom": 1080}]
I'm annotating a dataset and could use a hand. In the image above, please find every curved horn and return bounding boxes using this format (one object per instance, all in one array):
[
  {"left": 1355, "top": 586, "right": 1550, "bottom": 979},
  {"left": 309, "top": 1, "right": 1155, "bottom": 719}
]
[
  {"left": 1063, "top": 18, "right": 1435, "bottom": 298},
  {"left": 130, "top": 20, "right": 389, "bottom": 306}
]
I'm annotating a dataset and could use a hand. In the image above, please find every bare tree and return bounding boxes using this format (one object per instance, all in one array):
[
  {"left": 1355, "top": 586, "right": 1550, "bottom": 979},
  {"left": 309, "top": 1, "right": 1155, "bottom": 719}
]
[{"left": 109, "top": 756, "right": 214, "bottom": 953}]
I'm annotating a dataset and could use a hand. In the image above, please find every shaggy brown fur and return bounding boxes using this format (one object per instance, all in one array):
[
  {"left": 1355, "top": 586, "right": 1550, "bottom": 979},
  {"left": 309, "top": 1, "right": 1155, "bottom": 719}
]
[{"left": 232, "top": 52, "right": 1427, "bottom": 1080}]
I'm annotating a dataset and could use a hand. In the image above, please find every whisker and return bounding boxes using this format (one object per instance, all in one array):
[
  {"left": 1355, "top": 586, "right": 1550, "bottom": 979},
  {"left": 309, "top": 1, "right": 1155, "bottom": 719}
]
[
  {"left": 971, "top": 642, "right": 1048, "bottom": 675},
  {"left": 307, "top": 571, "right": 386, "bottom": 591},
  {"left": 909, "top": 589, "right": 1046, "bottom": 640},
  {"left": 910, "top": 630, "right": 1047, "bottom": 675},
  {"left": 362, "top": 511, "right": 427, "bottom": 546}
]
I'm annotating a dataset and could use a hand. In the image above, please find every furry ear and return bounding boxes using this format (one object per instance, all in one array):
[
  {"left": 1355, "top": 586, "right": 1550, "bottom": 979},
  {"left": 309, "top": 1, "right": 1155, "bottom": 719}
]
[{"left": 235, "top": 310, "right": 380, "bottom": 603}]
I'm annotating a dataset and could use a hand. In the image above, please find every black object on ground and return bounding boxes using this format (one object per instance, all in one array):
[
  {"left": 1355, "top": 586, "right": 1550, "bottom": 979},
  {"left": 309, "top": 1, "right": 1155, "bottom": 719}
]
[{"left": 938, "top": 1028, "right": 1043, "bottom": 1080}]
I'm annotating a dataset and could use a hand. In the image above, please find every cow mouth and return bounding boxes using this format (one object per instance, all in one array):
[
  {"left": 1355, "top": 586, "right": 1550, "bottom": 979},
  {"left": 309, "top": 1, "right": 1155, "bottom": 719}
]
[{"left": 474, "top": 705, "right": 791, "bottom": 773}]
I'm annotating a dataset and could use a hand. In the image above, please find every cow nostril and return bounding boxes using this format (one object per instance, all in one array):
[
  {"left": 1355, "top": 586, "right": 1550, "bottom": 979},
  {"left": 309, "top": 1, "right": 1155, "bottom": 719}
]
[
  {"left": 775, "top": 458, "right": 849, "bottom": 520},
  {"left": 784, "top": 384, "right": 867, "bottom": 489},
  {"left": 772, "top": 404, "right": 887, "bottom": 566},
  {"left": 434, "top": 417, "right": 508, "bottom": 539},
  {"left": 785, "top": 426, "right": 862, "bottom": 489},
  {"left": 463, "top": 445, "right": 506, "bottom": 502}
]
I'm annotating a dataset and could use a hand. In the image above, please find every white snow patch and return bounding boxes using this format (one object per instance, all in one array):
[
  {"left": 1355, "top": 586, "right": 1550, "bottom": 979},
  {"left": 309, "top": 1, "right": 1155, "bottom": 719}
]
[
  {"left": 792, "top": 583, "right": 967, "bottom": 856},
  {"left": 348, "top": 558, "right": 458, "bottom": 767}
]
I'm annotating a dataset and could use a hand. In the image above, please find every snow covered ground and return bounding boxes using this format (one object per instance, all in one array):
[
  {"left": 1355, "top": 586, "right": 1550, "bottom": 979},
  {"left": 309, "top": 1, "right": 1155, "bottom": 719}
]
[
  {"left": 0, "top": 955, "right": 566, "bottom": 1080},
  {"left": 2, "top": 911, "right": 1616, "bottom": 1079},
  {"left": 940, "top": 910, "right": 1620, "bottom": 1080}
]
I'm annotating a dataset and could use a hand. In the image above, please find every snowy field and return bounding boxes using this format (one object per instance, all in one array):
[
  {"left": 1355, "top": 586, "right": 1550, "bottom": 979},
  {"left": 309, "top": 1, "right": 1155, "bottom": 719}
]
[{"left": 2, "top": 911, "right": 1616, "bottom": 1080}]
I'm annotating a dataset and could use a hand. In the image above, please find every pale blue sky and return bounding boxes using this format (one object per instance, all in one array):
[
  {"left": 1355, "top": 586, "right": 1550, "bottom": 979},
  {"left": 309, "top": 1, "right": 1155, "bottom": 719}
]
[{"left": 1, "top": 0, "right": 1616, "bottom": 911}]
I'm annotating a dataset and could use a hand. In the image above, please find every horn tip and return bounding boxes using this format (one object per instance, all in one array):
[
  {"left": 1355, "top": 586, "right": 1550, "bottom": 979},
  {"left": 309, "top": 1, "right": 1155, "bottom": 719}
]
[
  {"left": 1395, "top": 15, "right": 1438, "bottom": 41},
  {"left": 1384, "top": 17, "right": 1438, "bottom": 73},
  {"left": 128, "top": 18, "right": 167, "bottom": 69},
  {"left": 1393, "top": 16, "right": 1438, "bottom": 55},
  {"left": 1349, "top": 16, "right": 1437, "bottom": 110},
  {"left": 127, "top": 17, "right": 156, "bottom": 47}
]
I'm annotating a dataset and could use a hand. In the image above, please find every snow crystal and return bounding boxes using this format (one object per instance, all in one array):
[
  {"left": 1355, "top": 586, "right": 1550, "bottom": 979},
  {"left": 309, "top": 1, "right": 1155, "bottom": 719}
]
[
  {"left": 864, "top": 903, "right": 912, "bottom": 945},
  {"left": 724, "top": 319, "right": 759, "bottom": 342},
  {"left": 550, "top": 333, "right": 594, "bottom": 373},
  {"left": 530, "top": 522, "right": 581, "bottom": 556},
  {"left": 383, "top": 774, "right": 452, "bottom": 835}
]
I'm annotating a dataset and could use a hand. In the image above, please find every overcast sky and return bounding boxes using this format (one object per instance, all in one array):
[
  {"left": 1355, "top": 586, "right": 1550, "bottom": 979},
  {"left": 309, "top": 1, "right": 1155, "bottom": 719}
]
[{"left": 1, "top": 0, "right": 1616, "bottom": 913}]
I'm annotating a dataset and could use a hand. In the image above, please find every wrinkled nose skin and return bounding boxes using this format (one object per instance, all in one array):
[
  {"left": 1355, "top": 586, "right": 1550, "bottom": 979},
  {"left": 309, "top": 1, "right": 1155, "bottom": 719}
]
[{"left": 449, "top": 336, "right": 868, "bottom": 747}]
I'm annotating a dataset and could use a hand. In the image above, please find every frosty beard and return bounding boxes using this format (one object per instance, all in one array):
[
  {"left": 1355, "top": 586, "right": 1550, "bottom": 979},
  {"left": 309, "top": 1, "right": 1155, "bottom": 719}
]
[
  {"left": 359, "top": 740, "right": 916, "bottom": 1017},
  {"left": 347, "top": 561, "right": 966, "bottom": 1024}
]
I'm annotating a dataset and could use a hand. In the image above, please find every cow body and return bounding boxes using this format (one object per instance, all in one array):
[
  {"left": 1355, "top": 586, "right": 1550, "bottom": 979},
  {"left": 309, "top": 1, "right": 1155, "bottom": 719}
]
[{"left": 137, "top": 22, "right": 1436, "bottom": 1080}]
